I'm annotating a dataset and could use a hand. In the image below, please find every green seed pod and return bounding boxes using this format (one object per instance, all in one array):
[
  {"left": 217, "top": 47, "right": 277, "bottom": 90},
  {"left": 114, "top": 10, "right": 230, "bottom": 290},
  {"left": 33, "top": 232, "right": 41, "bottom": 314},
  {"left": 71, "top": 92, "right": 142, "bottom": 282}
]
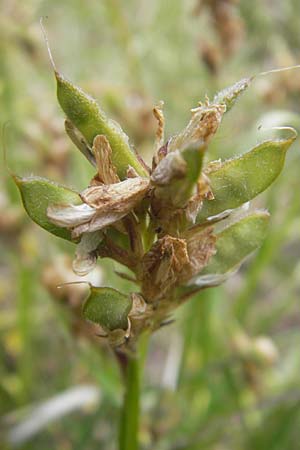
[
  {"left": 13, "top": 175, "right": 81, "bottom": 241},
  {"left": 201, "top": 210, "right": 270, "bottom": 275},
  {"left": 213, "top": 77, "right": 253, "bottom": 112},
  {"left": 82, "top": 286, "right": 132, "bottom": 331},
  {"left": 55, "top": 71, "right": 148, "bottom": 179},
  {"left": 197, "top": 134, "right": 296, "bottom": 223}
]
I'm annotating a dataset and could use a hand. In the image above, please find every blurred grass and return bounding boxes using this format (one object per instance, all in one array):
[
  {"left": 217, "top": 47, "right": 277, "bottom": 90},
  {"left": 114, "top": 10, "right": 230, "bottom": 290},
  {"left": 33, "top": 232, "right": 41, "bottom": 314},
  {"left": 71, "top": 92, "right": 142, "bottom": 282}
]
[{"left": 1, "top": 0, "right": 300, "bottom": 449}]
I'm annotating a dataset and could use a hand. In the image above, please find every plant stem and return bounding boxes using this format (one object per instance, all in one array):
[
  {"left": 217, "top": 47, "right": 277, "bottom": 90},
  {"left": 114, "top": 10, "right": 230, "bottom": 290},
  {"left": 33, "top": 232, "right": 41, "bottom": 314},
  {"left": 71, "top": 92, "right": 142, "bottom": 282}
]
[
  {"left": 119, "top": 354, "right": 140, "bottom": 450},
  {"left": 118, "top": 333, "right": 149, "bottom": 450}
]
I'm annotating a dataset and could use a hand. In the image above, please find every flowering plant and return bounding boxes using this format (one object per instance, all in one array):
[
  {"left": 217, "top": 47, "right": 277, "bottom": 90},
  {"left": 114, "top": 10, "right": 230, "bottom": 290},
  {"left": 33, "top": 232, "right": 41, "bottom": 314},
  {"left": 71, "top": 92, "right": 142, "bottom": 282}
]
[{"left": 14, "top": 33, "right": 296, "bottom": 450}]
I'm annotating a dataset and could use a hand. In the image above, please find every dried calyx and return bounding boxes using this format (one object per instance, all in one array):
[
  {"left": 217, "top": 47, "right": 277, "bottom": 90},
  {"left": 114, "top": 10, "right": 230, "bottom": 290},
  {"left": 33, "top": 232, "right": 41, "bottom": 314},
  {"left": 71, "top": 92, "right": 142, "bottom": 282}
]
[{"left": 14, "top": 56, "right": 297, "bottom": 353}]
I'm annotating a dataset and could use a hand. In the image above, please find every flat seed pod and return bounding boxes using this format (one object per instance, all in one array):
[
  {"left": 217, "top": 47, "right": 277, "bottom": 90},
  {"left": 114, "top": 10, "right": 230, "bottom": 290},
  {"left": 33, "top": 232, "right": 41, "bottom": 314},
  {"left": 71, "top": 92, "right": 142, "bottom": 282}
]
[
  {"left": 200, "top": 210, "right": 270, "bottom": 276},
  {"left": 213, "top": 77, "right": 252, "bottom": 112},
  {"left": 56, "top": 72, "right": 149, "bottom": 179},
  {"left": 82, "top": 286, "right": 132, "bottom": 331},
  {"left": 13, "top": 175, "right": 81, "bottom": 241},
  {"left": 197, "top": 135, "right": 296, "bottom": 223}
]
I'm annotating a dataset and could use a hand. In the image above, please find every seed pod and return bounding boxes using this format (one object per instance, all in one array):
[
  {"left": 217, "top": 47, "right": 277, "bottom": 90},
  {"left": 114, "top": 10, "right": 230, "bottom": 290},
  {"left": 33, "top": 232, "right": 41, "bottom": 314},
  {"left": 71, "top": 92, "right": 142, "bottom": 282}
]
[
  {"left": 82, "top": 286, "right": 132, "bottom": 331},
  {"left": 55, "top": 71, "right": 149, "bottom": 179},
  {"left": 197, "top": 133, "right": 296, "bottom": 223},
  {"left": 213, "top": 77, "right": 253, "bottom": 112},
  {"left": 200, "top": 210, "right": 270, "bottom": 276},
  {"left": 180, "top": 210, "right": 270, "bottom": 297},
  {"left": 13, "top": 175, "right": 81, "bottom": 241}
]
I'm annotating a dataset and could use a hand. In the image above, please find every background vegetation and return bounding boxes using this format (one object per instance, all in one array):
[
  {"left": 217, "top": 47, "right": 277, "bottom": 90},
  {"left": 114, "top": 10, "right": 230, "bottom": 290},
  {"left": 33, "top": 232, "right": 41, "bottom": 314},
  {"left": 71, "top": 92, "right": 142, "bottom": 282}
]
[{"left": 1, "top": 0, "right": 300, "bottom": 448}]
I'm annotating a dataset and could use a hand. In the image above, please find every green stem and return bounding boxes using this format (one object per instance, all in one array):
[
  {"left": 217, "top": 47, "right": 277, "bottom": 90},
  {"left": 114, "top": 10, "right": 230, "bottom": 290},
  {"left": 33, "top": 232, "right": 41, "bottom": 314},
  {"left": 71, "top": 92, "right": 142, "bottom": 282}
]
[
  {"left": 118, "top": 333, "right": 149, "bottom": 450},
  {"left": 119, "top": 354, "right": 140, "bottom": 450}
]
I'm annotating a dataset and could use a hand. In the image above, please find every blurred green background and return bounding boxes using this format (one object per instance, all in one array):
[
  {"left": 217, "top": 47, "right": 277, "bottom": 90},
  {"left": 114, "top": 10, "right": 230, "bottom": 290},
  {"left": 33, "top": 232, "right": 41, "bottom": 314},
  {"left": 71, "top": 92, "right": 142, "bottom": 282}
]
[{"left": 1, "top": 0, "right": 300, "bottom": 449}]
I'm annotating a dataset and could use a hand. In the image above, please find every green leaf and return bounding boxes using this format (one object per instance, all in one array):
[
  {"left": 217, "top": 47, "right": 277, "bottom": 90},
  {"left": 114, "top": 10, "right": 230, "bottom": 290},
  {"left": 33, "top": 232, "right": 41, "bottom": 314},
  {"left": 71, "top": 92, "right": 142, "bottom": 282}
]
[
  {"left": 56, "top": 71, "right": 149, "bottom": 179},
  {"left": 82, "top": 286, "right": 132, "bottom": 331},
  {"left": 197, "top": 135, "right": 295, "bottom": 222},
  {"left": 213, "top": 77, "right": 252, "bottom": 112},
  {"left": 201, "top": 211, "right": 270, "bottom": 275},
  {"left": 14, "top": 175, "right": 81, "bottom": 241}
]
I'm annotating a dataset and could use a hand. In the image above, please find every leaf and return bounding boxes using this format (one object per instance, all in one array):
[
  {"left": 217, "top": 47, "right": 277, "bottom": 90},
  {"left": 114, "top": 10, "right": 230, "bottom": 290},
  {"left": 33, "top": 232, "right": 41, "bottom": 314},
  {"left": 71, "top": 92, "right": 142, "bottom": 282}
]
[
  {"left": 197, "top": 135, "right": 295, "bottom": 222},
  {"left": 213, "top": 77, "right": 252, "bottom": 112},
  {"left": 200, "top": 210, "right": 270, "bottom": 276},
  {"left": 82, "top": 286, "right": 132, "bottom": 331},
  {"left": 13, "top": 175, "right": 81, "bottom": 241},
  {"left": 56, "top": 71, "right": 149, "bottom": 179}
]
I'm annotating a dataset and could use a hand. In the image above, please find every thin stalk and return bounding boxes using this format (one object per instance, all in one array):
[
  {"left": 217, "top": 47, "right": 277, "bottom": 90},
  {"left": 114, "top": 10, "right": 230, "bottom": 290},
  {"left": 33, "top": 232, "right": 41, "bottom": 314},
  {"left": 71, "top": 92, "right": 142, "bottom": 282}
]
[
  {"left": 119, "top": 354, "right": 140, "bottom": 450},
  {"left": 118, "top": 332, "right": 149, "bottom": 450}
]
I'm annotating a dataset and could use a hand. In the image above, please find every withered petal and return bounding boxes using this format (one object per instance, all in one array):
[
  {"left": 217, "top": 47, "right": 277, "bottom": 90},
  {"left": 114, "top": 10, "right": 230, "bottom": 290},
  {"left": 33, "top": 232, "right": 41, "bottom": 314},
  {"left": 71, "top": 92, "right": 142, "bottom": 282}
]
[
  {"left": 72, "top": 231, "right": 103, "bottom": 276},
  {"left": 81, "top": 178, "right": 150, "bottom": 210},
  {"left": 142, "top": 236, "right": 189, "bottom": 301},
  {"left": 169, "top": 103, "right": 226, "bottom": 151},
  {"left": 180, "top": 226, "right": 216, "bottom": 281},
  {"left": 47, "top": 203, "right": 96, "bottom": 228},
  {"left": 151, "top": 150, "right": 187, "bottom": 186},
  {"left": 72, "top": 210, "right": 127, "bottom": 238},
  {"left": 93, "top": 135, "right": 120, "bottom": 184}
]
